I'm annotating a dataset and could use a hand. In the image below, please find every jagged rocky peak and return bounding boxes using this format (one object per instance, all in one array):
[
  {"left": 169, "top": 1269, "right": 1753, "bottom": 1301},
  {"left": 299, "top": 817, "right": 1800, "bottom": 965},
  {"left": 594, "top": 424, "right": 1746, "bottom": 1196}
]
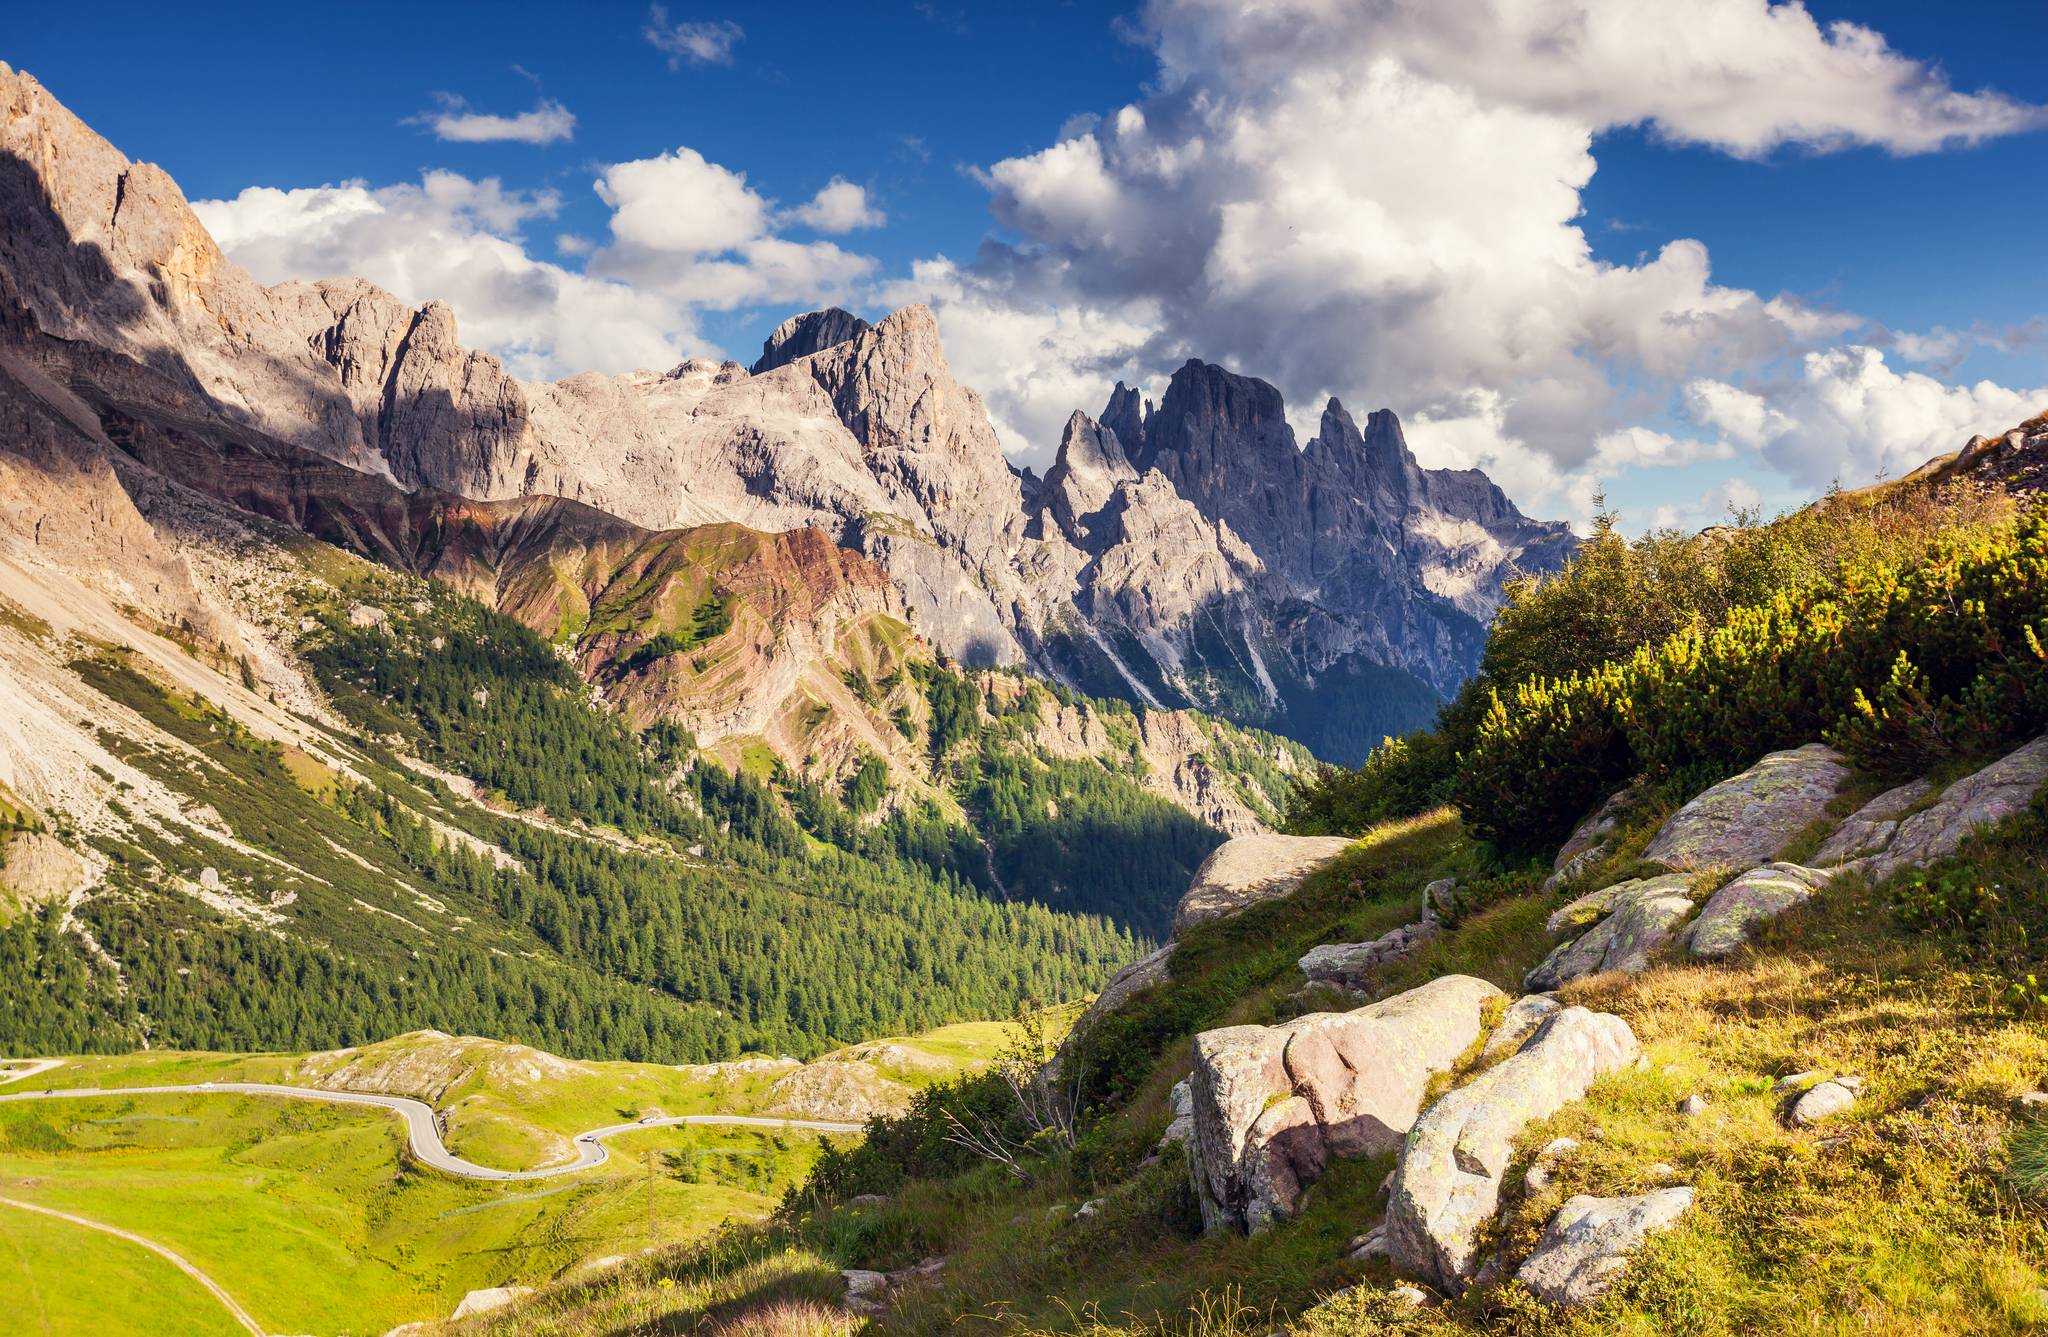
[
  {"left": 1101, "top": 381, "right": 1151, "bottom": 457},
  {"left": 1036, "top": 410, "right": 1139, "bottom": 546},
  {"left": 1308, "top": 398, "right": 1423, "bottom": 509},
  {"left": 750, "top": 306, "right": 874, "bottom": 375}
]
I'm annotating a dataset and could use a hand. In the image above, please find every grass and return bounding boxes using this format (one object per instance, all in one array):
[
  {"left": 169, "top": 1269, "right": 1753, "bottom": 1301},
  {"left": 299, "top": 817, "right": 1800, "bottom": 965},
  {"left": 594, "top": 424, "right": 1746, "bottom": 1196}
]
[
  {"left": 490, "top": 793, "right": 2048, "bottom": 1337},
  {"left": 0, "top": 1202, "right": 241, "bottom": 1337},
  {"left": 0, "top": 1006, "right": 1009, "bottom": 1335},
  {"left": 0, "top": 1090, "right": 794, "bottom": 1334}
]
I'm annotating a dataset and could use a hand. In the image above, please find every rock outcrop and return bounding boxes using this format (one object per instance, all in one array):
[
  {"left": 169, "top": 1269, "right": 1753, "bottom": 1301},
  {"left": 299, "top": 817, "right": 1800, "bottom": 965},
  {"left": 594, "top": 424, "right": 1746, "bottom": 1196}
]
[
  {"left": 1173, "top": 833, "right": 1353, "bottom": 936},
  {"left": 1385, "top": 1007, "right": 1641, "bottom": 1291},
  {"left": 1810, "top": 779, "right": 1935, "bottom": 868},
  {"left": 1834, "top": 737, "right": 2048, "bottom": 881},
  {"left": 1516, "top": 1188, "right": 1695, "bottom": 1307},
  {"left": 1681, "top": 863, "right": 1833, "bottom": 959},
  {"left": 1526, "top": 876, "right": 1696, "bottom": 990},
  {"left": 1188, "top": 975, "right": 1503, "bottom": 1232},
  {"left": 1641, "top": 744, "right": 1852, "bottom": 873}
]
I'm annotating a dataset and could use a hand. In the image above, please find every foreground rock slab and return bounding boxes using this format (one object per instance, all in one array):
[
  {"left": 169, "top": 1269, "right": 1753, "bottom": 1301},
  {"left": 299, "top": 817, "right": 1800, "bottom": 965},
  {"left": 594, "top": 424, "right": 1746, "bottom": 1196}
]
[
  {"left": 1516, "top": 1188, "right": 1695, "bottom": 1306},
  {"left": 1681, "top": 863, "right": 1833, "bottom": 959},
  {"left": 1641, "top": 744, "right": 1852, "bottom": 873},
  {"left": 1385, "top": 1007, "right": 1641, "bottom": 1291},
  {"left": 1174, "top": 834, "right": 1354, "bottom": 936},
  {"left": 1190, "top": 975, "right": 1503, "bottom": 1232}
]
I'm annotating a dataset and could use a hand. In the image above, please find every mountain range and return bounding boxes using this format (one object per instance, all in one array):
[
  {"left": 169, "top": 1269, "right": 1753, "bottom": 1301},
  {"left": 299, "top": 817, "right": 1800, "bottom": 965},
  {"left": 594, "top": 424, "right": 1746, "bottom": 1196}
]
[{"left": 0, "top": 61, "right": 1573, "bottom": 772}]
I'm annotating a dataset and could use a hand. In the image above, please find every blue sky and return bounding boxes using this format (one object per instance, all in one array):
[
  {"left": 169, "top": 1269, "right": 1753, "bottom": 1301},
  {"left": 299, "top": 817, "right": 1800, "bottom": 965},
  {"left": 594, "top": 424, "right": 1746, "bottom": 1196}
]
[{"left": 11, "top": 1, "right": 2048, "bottom": 530}]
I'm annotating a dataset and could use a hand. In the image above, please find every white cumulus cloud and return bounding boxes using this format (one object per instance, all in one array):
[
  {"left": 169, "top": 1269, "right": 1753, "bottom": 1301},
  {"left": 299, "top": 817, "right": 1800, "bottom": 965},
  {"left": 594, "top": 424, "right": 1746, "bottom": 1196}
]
[
  {"left": 782, "top": 178, "right": 885, "bottom": 233},
  {"left": 192, "top": 172, "right": 702, "bottom": 378},
  {"left": 902, "top": 0, "right": 2044, "bottom": 498},
  {"left": 1688, "top": 346, "right": 2048, "bottom": 487},
  {"left": 418, "top": 96, "right": 576, "bottom": 145}
]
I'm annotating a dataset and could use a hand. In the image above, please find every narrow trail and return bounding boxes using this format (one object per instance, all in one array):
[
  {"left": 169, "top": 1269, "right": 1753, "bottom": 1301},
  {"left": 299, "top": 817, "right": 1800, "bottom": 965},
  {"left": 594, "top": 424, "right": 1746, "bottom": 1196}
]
[
  {"left": 0, "top": 1196, "right": 266, "bottom": 1336},
  {"left": 0, "top": 1082, "right": 864, "bottom": 1182}
]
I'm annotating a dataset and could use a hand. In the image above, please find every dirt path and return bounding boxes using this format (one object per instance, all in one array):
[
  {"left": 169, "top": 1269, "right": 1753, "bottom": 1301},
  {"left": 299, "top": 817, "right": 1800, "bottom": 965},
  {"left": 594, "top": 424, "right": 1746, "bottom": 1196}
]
[
  {"left": 0, "top": 1083, "right": 863, "bottom": 1181},
  {"left": 0, "top": 1196, "right": 266, "bottom": 1336},
  {"left": 0, "top": 1059, "right": 63, "bottom": 1086}
]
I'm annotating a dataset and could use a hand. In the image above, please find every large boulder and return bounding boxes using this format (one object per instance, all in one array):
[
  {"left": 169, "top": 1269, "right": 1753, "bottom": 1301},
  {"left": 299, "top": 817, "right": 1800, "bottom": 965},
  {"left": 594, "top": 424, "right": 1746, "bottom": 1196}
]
[
  {"left": 1515, "top": 1188, "right": 1695, "bottom": 1307},
  {"left": 1640, "top": 744, "right": 1852, "bottom": 873},
  {"left": 1681, "top": 863, "right": 1833, "bottom": 959},
  {"left": 1174, "top": 834, "right": 1354, "bottom": 936},
  {"left": 1525, "top": 877, "right": 1696, "bottom": 990},
  {"left": 1810, "top": 779, "right": 1935, "bottom": 868},
  {"left": 1858, "top": 737, "right": 2048, "bottom": 882},
  {"left": 1384, "top": 1007, "right": 1641, "bottom": 1291},
  {"left": 1189, "top": 974, "right": 1503, "bottom": 1232}
]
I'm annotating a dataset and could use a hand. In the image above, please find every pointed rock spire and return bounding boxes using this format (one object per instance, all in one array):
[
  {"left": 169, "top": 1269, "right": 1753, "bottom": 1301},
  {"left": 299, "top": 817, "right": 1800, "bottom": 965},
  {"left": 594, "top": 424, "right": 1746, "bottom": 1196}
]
[{"left": 750, "top": 306, "right": 874, "bottom": 375}]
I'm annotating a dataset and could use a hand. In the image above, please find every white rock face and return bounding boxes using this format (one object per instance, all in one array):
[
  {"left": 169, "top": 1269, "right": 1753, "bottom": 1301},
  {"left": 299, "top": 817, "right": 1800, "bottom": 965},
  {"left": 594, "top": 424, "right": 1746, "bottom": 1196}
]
[
  {"left": 1516, "top": 1188, "right": 1695, "bottom": 1307},
  {"left": 1384, "top": 1007, "right": 1641, "bottom": 1292}
]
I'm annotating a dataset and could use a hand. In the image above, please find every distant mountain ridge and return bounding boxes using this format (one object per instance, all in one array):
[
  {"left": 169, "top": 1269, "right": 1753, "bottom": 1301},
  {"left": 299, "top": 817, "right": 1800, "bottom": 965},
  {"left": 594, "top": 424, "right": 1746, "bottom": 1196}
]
[{"left": 0, "top": 63, "right": 1575, "bottom": 762}]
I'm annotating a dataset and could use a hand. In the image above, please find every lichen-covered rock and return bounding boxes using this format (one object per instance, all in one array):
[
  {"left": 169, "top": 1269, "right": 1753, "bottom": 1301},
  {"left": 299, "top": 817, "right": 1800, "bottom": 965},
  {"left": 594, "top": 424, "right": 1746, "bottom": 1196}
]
[
  {"left": 1641, "top": 744, "right": 1852, "bottom": 873},
  {"left": 1525, "top": 879, "right": 1696, "bottom": 990},
  {"left": 1546, "top": 873, "right": 1693, "bottom": 935},
  {"left": 1384, "top": 1007, "right": 1641, "bottom": 1291},
  {"left": 1480, "top": 994, "right": 1561, "bottom": 1063},
  {"left": 1174, "top": 834, "right": 1354, "bottom": 936},
  {"left": 1859, "top": 737, "right": 2048, "bottom": 882},
  {"left": 1810, "top": 779, "right": 1935, "bottom": 868},
  {"left": 1515, "top": 1188, "right": 1695, "bottom": 1306},
  {"left": 1681, "top": 863, "right": 1833, "bottom": 958},
  {"left": 1066, "top": 943, "right": 1176, "bottom": 1042},
  {"left": 841, "top": 1269, "right": 890, "bottom": 1316},
  {"left": 1189, "top": 975, "right": 1503, "bottom": 1232}
]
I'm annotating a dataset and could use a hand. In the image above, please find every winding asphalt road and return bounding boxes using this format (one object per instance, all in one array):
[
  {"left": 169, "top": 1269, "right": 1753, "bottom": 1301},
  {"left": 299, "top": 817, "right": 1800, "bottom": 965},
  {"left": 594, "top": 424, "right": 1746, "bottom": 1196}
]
[{"left": 0, "top": 1081, "right": 863, "bottom": 1181}]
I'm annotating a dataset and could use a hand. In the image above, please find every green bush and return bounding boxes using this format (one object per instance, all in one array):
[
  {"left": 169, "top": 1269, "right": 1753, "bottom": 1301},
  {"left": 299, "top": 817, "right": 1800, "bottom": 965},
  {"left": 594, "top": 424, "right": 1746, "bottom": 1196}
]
[{"left": 1455, "top": 512, "right": 2048, "bottom": 849}]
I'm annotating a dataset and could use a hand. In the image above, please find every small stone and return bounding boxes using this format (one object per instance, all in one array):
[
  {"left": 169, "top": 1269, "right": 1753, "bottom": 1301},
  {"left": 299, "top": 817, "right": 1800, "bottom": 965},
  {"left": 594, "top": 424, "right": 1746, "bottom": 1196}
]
[
  {"left": 1391, "top": 1284, "right": 1428, "bottom": 1307},
  {"left": 1647, "top": 1162, "right": 1676, "bottom": 1179},
  {"left": 2016, "top": 1091, "right": 2048, "bottom": 1110},
  {"left": 1346, "top": 1224, "right": 1390, "bottom": 1260},
  {"left": 1774, "top": 1069, "right": 1825, "bottom": 1092},
  {"left": 1790, "top": 1080, "right": 1857, "bottom": 1126},
  {"left": 1524, "top": 1136, "right": 1579, "bottom": 1195},
  {"left": 1677, "top": 1095, "right": 1708, "bottom": 1117},
  {"left": 841, "top": 1269, "right": 890, "bottom": 1316},
  {"left": 1834, "top": 1075, "right": 1866, "bottom": 1092},
  {"left": 1074, "top": 1198, "right": 1105, "bottom": 1222}
]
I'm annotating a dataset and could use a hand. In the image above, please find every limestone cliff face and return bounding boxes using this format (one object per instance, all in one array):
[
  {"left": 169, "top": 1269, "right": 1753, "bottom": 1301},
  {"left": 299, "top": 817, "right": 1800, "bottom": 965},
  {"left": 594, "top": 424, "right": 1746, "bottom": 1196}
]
[{"left": 0, "top": 63, "right": 1576, "bottom": 764}]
